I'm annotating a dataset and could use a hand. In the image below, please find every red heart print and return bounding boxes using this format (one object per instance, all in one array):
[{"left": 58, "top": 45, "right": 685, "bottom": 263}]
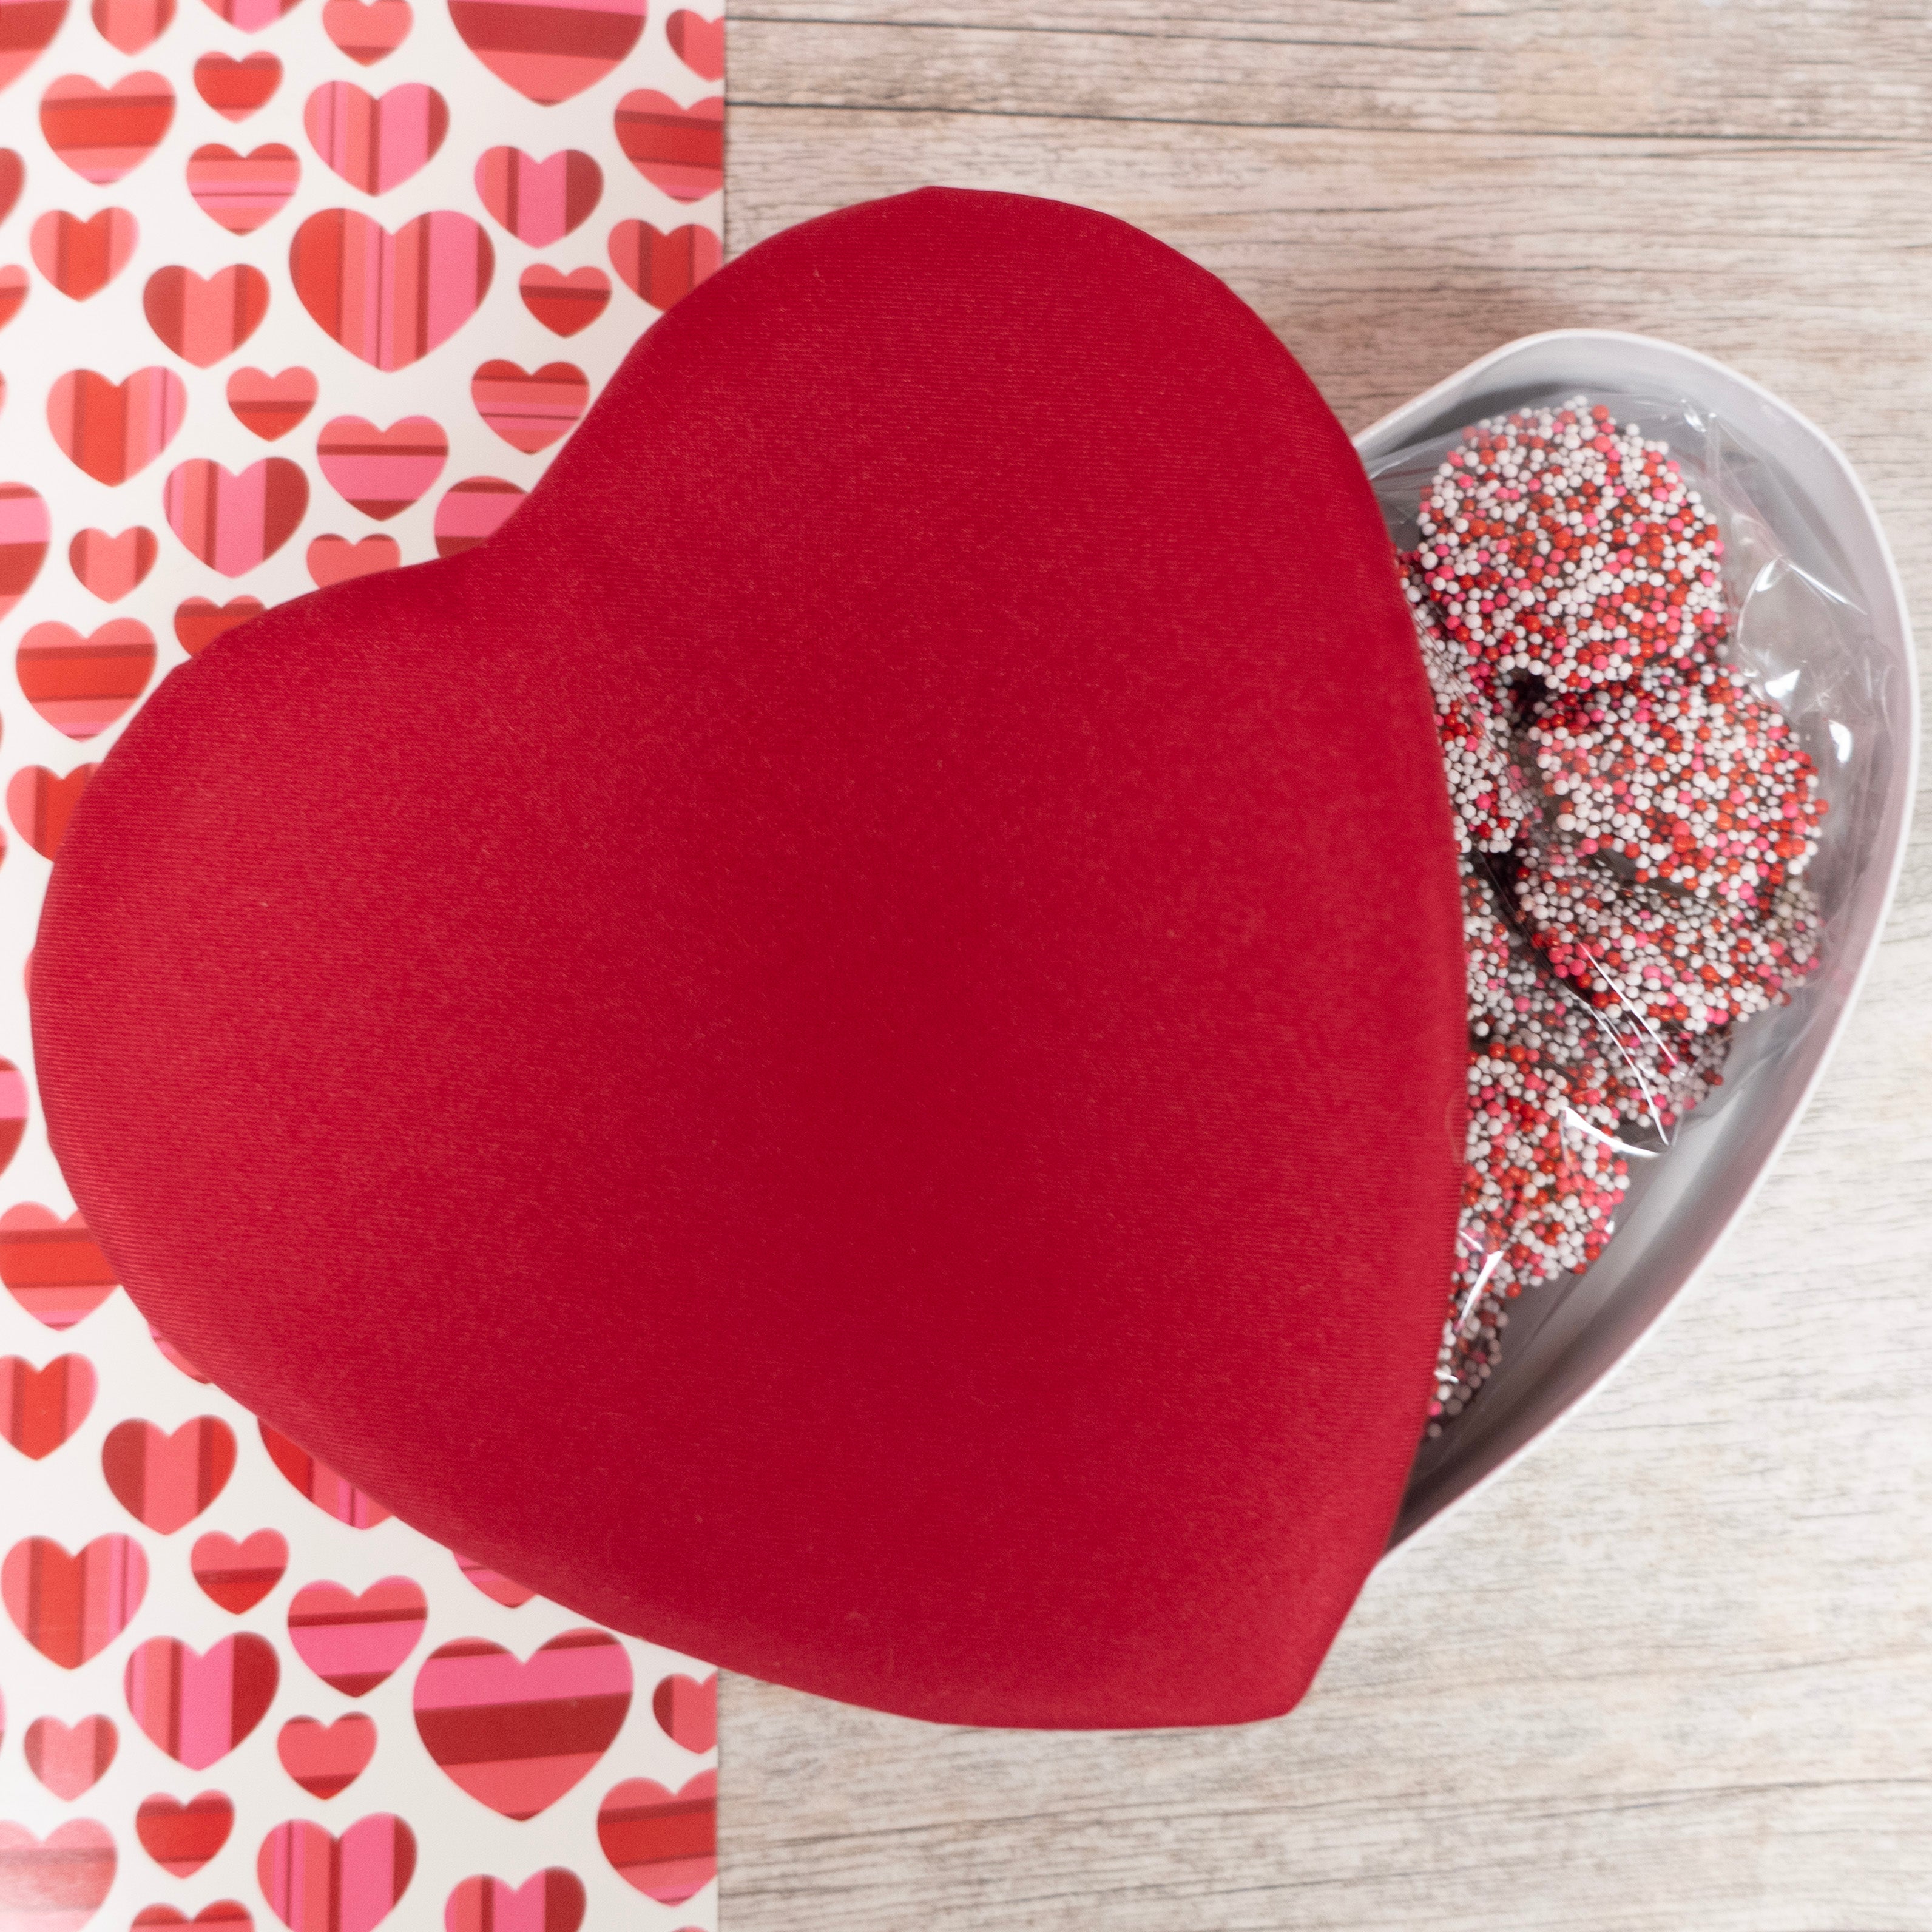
[
  {"left": 187, "top": 143, "right": 300, "bottom": 234},
  {"left": 613, "top": 90, "right": 722, "bottom": 202},
  {"left": 474, "top": 147, "right": 600, "bottom": 246},
  {"left": 18, "top": 620, "right": 157, "bottom": 737},
  {"left": 70, "top": 525, "right": 159, "bottom": 601},
  {"left": 144, "top": 264, "right": 271, "bottom": 365},
  {"left": 413, "top": 1629, "right": 632, "bottom": 1820},
  {"left": 102, "top": 1416, "right": 237, "bottom": 1532},
  {"left": 289, "top": 209, "right": 491, "bottom": 370},
  {"left": 2, "top": 1533, "right": 147, "bottom": 1667},
  {"left": 433, "top": 476, "right": 524, "bottom": 558},
  {"left": 228, "top": 365, "right": 317, "bottom": 441},
  {"left": 193, "top": 50, "right": 280, "bottom": 120},
  {"left": 471, "top": 360, "right": 587, "bottom": 453},
  {"left": 163, "top": 458, "right": 308, "bottom": 576},
  {"left": 0, "top": 0, "right": 67, "bottom": 92},
  {"left": 8, "top": 764, "right": 98, "bottom": 859},
  {"left": 258, "top": 1816, "right": 415, "bottom": 1932},
  {"left": 0, "top": 149, "right": 19, "bottom": 224},
  {"left": 517, "top": 263, "right": 607, "bottom": 337},
  {"left": 137, "top": 1792, "right": 233, "bottom": 1877},
  {"left": 90, "top": 0, "right": 172, "bottom": 52},
  {"left": 442, "top": 1870, "right": 584, "bottom": 1932},
  {"left": 0, "top": 1352, "right": 95, "bottom": 1459},
  {"left": 448, "top": 0, "right": 643, "bottom": 103},
  {"left": 46, "top": 367, "right": 187, "bottom": 485},
  {"left": 0, "top": 1819, "right": 117, "bottom": 1930},
  {"left": 0, "top": 482, "right": 49, "bottom": 618},
  {"left": 174, "top": 595, "right": 264, "bottom": 655},
  {"left": 607, "top": 220, "right": 718, "bottom": 311},
  {"left": 315, "top": 414, "right": 446, "bottom": 518},
  {"left": 665, "top": 9, "right": 721, "bottom": 80},
  {"left": 321, "top": 0, "right": 410, "bottom": 63},
  {"left": 286, "top": 1577, "right": 427, "bottom": 1695},
  {"left": 0, "top": 1206, "right": 113, "bottom": 1327},
  {"left": 24, "top": 1715, "right": 118, "bottom": 1799},
  {"left": 596, "top": 1771, "right": 716, "bottom": 1905},
  {"left": 0, "top": 266, "right": 24, "bottom": 331},
  {"left": 452, "top": 1552, "right": 534, "bottom": 1609},
  {"left": 649, "top": 1670, "right": 717, "bottom": 1753},
  {"left": 260, "top": 1422, "right": 392, "bottom": 1525},
  {"left": 192, "top": 1528, "right": 288, "bottom": 1612},
  {"left": 124, "top": 1633, "right": 279, "bottom": 1768},
  {"left": 305, "top": 81, "right": 446, "bottom": 194},
  {"left": 276, "top": 1714, "right": 375, "bottom": 1799},
  {"left": 41, "top": 71, "right": 175, "bottom": 183},
  {"left": 199, "top": 0, "right": 300, "bottom": 30},
  {"left": 30, "top": 206, "right": 137, "bottom": 299},
  {"left": 306, "top": 535, "right": 400, "bottom": 587},
  {"left": 132, "top": 1905, "right": 254, "bottom": 1928}
]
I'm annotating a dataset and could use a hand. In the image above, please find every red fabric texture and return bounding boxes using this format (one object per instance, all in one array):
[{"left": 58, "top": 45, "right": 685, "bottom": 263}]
[{"left": 34, "top": 188, "right": 1467, "bottom": 1729}]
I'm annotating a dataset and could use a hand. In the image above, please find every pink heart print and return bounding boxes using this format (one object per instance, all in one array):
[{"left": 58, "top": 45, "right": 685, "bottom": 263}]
[
  {"left": 304, "top": 81, "right": 447, "bottom": 195},
  {"left": 443, "top": 1869, "right": 584, "bottom": 1932},
  {"left": 288, "top": 209, "right": 492, "bottom": 371},
  {"left": 0, "top": 1818, "right": 117, "bottom": 1931},
  {"left": 257, "top": 1814, "right": 416, "bottom": 1932},
  {"left": 124, "top": 1632, "right": 280, "bottom": 1768}
]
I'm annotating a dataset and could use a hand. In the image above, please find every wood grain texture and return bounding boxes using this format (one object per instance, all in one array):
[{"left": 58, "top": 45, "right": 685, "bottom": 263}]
[{"left": 719, "top": 7, "right": 1932, "bottom": 1926}]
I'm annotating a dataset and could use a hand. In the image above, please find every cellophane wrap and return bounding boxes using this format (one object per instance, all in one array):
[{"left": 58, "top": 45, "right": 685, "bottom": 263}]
[{"left": 1367, "top": 390, "right": 1887, "bottom": 1436}]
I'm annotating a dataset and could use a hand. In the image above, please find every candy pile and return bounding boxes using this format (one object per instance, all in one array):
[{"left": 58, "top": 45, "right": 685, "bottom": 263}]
[{"left": 1407, "top": 399, "right": 1828, "bottom": 1436}]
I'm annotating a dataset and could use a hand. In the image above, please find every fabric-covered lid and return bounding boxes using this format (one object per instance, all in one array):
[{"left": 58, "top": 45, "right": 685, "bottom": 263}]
[{"left": 33, "top": 187, "right": 1467, "bottom": 1729}]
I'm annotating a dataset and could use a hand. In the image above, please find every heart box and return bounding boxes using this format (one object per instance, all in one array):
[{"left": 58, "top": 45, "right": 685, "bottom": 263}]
[{"left": 1370, "top": 331, "right": 1920, "bottom": 1547}]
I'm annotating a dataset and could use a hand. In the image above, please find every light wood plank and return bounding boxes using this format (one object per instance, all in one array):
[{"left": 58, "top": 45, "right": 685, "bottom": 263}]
[{"left": 719, "top": 12, "right": 1932, "bottom": 1927}]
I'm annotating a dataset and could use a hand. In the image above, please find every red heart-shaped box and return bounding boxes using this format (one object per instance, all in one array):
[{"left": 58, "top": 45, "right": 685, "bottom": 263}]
[{"left": 34, "top": 189, "right": 1468, "bottom": 1729}]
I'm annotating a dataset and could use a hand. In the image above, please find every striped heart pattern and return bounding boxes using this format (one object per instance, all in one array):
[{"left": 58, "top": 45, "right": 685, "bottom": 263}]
[
  {"left": 286, "top": 1576, "right": 427, "bottom": 1695},
  {"left": 412, "top": 1630, "right": 632, "bottom": 1819},
  {"left": 23, "top": 1714, "right": 119, "bottom": 1799},
  {"left": 16, "top": 616, "right": 157, "bottom": 735},
  {"left": 101, "top": 1414, "right": 237, "bottom": 1530},
  {"left": 0, "top": 1350, "right": 95, "bottom": 1457},
  {"left": 0, "top": 1, "right": 718, "bottom": 1922}
]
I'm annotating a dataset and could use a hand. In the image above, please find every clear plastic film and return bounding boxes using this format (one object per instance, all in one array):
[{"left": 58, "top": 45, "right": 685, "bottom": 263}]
[{"left": 1365, "top": 389, "right": 1891, "bottom": 1439}]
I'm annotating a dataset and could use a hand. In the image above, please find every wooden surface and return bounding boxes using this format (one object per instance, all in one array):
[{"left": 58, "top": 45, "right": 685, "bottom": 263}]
[{"left": 717, "top": 8, "right": 1932, "bottom": 1926}]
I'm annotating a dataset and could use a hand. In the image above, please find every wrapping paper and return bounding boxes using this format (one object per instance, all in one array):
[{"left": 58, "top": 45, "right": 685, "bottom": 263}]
[{"left": 0, "top": 0, "right": 723, "bottom": 1920}]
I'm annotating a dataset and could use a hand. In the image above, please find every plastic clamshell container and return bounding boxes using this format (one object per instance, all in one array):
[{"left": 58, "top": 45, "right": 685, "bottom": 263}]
[{"left": 1362, "top": 330, "right": 1920, "bottom": 1550}]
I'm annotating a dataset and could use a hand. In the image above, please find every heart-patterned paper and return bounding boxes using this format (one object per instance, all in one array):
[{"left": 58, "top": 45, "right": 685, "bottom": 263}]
[
  {"left": 16, "top": 616, "right": 157, "bottom": 735},
  {"left": 0, "top": 1817, "right": 118, "bottom": 1928},
  {"left": 101, "top": 1414, "right": 238, "bottom": 1530},
  {"left": 23, "top": 1713, "right": 119, "bottom": 1798},
  {"left": 321, "top": 0, "right": 410, "bottom": 65},
  {"left": 46, "top": 365, "right": 187, "bottom": 485},
  {"left": 124, "top": 1631, "right": 280, "bottom": 1766},
  {"left": 596, "top": 1771, "right": 717, "bottom": 1905},
  {"left": 30, "top": 205, "right": 139, "bottom": 297},
  {"left": 69, "top": 525, "right": 159, "bottom": 599},
  {"left": 0, "top": 1349, "right": 95, "bottom": 1457},
  {"left": 444, "top": 1868, "right": 585, "bottom": 1932},
  {"left": 193, "top": 48, "right": 280, "bottom": 117},
  {"left": 276, "top": 1712, "right": 376, "bottom": 1799},
  {"left": 0, "top": 1206, "right": 115, "bottom": 1326},
  {"left": 412, "top": 1630, "right": 632, "bottom": 1819},
  {"left": 3, "top": 1532, "right": 148, "bottom": 1666},
  {"left": 191, "top": 1527, "right": 288, "bottom": 1610},
  {"left": 135, "top": 1789, "right": 234, "bottom": 1875},
  {"left": 286, "top": 1576, "right": 426, "bottom": 1694},
  {"left": 0, "top": 0, "right": 720, "bottom": 1916}
]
